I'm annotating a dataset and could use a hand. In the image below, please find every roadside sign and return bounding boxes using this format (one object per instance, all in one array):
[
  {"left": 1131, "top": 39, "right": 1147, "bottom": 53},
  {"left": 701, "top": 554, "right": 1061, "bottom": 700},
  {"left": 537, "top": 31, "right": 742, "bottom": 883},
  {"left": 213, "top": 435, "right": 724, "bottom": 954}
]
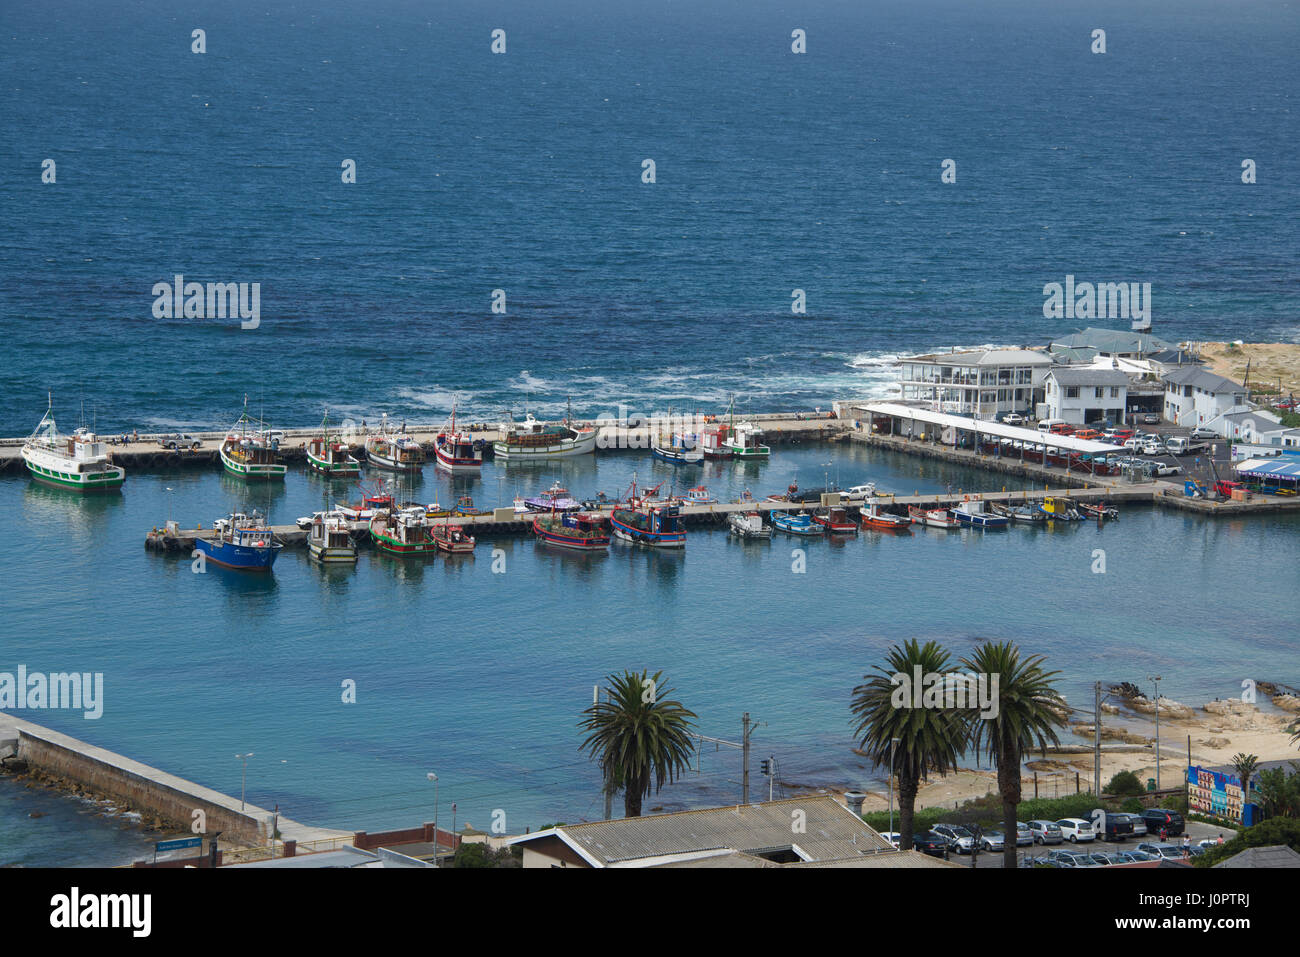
[{"left": 155, "top": 837, "right": 202, "bottom": 854}]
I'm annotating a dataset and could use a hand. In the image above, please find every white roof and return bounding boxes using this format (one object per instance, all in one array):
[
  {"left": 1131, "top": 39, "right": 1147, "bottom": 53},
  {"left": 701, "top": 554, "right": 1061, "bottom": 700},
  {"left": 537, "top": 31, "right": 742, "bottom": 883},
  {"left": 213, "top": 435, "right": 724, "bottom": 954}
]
[{"left": 858, "top": 402, "right": 1118, "bottom": 454}]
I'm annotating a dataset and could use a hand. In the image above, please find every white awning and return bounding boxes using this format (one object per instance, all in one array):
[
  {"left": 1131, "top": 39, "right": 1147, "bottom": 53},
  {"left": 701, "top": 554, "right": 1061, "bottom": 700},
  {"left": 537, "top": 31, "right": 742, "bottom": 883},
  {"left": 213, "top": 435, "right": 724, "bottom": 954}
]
[{"left": 856, "top": 402, "right": 1118, "bottom": 454}]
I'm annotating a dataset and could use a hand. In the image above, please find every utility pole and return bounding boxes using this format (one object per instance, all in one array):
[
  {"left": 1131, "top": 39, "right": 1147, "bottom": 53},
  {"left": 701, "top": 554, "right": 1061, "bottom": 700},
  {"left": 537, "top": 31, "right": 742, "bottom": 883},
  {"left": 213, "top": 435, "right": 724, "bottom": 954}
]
[
  {"left": 742, "top": 712, "right": 752, "bottom": 805},
  {"left": 1094, "top": 682, "right": 1102, "bottom": 795},
  {"left": 1148, "top": 674, "right": 1162, "bottom": 789}
]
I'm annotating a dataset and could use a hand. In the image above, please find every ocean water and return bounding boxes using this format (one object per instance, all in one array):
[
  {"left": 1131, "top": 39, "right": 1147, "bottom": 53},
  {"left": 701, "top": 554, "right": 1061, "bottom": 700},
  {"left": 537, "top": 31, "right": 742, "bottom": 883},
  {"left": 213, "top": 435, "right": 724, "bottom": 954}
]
[{"left": 2, "top": 0, "right": 1299, "bottom": 862}]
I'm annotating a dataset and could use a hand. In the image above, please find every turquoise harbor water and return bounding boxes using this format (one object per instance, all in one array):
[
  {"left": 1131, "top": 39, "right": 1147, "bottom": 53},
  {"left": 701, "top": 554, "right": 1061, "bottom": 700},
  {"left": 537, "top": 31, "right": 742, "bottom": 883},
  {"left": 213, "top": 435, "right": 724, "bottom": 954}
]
[
  {"left": 3, "top": 444, "right": 1299, "bottom": 864},
  {"left": 3, "top": 0, "right": 1300, "bottom": 864}
]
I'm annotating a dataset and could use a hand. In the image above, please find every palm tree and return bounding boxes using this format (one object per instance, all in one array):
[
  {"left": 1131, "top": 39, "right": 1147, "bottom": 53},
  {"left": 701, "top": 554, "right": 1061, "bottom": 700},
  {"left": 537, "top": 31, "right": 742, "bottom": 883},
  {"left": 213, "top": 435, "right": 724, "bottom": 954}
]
[
  {"left": 961, "top": 640, "right": 1067, "bottom": 869},
  {"left": 851, "top": 639, "right": 967, "bottom": 851},
  {"left": 1231, "top": 752, "right": 1260, "bottom": 807},
  {"left": 579, "top": 669, "right": 697, "bottom": 818}
]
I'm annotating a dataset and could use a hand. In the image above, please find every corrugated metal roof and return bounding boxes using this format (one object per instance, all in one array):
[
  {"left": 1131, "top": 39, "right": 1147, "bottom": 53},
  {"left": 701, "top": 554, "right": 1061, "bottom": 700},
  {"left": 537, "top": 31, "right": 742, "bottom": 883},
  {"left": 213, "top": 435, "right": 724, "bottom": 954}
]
[
  {"left": 529, "top": 797, "right": 893, "bottom": 865},
  {"left": 1050, "top": 327, "right": 1174, "bottom": 355},
  {"left": 859, "top": 402, "right": 1118, "bottom": 453},
  {"left": 1046, "top": 368, "right": 1131, "bottom": 386}
]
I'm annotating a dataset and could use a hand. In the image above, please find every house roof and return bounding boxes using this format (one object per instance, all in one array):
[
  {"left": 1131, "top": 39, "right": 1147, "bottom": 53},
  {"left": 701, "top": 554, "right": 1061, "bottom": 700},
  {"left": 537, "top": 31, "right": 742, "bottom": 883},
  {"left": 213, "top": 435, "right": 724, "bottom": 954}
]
[
  {"left": 857, "top": 401, "right": 1118, "bottom": 453},
  {"left": 1162, "top": 367, "right": 1246, "bottom": 394},
  {"left": 1213, "top": 845, "right": 1300, "bottom": 869},
  {"left": 1050, "top": 327, "right": 1174, "bottom": 355},
  {"left": 1147, "top": 349, "right": 1202, "bottom": 367},
  {"left": 903, "top": 348, "right": 1052, "bottom": 367},
  {"left": 509, "top": 796, "right": 896, "bottom": 867},
  {"left": 1220, "top": 409, "right": 1282, "bottom": 424},
  {"left": 1045, "top": 368, "right": 1131, "bottom": 387}
]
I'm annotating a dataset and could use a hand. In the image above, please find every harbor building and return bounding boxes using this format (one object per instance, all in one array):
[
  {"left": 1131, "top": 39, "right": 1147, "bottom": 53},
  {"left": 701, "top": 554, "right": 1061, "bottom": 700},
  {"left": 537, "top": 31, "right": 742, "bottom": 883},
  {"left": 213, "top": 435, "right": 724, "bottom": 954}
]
[
  {"left": 1162, "top": 367, "right": 1250, "bottom": 429},
  {"left": 1042, "top": 367, "right": 1130, "bottom": 425},
  {"left": 897, "top": 349, "right": 1051, "bottom": 418}
]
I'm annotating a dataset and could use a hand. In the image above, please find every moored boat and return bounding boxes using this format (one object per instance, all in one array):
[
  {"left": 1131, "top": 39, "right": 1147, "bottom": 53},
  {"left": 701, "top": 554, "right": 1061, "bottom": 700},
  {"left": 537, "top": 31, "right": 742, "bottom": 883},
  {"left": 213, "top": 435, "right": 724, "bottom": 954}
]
[
  {"left": 220, "top": 405, "right": 287, "bottom": 481},
  {"left": 309, "top": 513, "right": 357, "bottom": 563},
  {"left": 701, "top": 423, "right": 733, "bottom": 459},
  {"left": 493, "top": 408, "right": 596, "bottom": 461},
  {"left": 369, "top": 507, "right": 438, "bottom": 556},
  {"left": 771, "top": 511, "right": 820, "bottom": 536},
  {"left": 991, "top": 502, "right": 1045, "bottom": 525},
  {"left": 21, "top": 400, "right": 125, "bottom": 493},
  {"left": 434, "top": 400, "right": 485, "bottom": 473},
  {"left": 611, "top": 484, "right": 686, "bottom": 548},
  {"left": 728, "top": 510, "right": 772, "bottom": 539},
  {"left": 533, "top": 511, "right": 611, "bottom": 551},
  {"left": 861, "top": 502, "right": 912, "bottom": 531},
  {"left": 681, "top": 486, "right": 717, "bottom": 506},
  {"left": 336, "top": 489, "right": 396, "bottom": 522},
  {"left": 431, "top": 521, "right": 476, "bottom": 554},
  {"left": 306, "top": 413, "right": 361, "bottom": 477},
  {"left": 453, "top": 495, "right": 485, "bottom": 516},
  {"left": 954, "top": 498, "right": 1009, "bottom": 528},
  {"left": 525, "top": 481, "right": 581, "bottom": 512},
  {"left": 813, "top": 506, "right": 857, "bottom": 534},
  {"left": 1077, "top": 500, "right": 1118, "bottom": 520},
  {"left": 723, "top": 421, "right": 771, "bottom": 460},
  {"left": 1039, "top": 496, "right": 1082, "bottom": 521},
  {"left": 195, "top": 516, "right": 282, "bottom": 571},
  {"left": 652, "top": 431, "right": 704, "bottom": 465},
  {"left": 365, "top": 413, "right": 425, "bottom": 472}
]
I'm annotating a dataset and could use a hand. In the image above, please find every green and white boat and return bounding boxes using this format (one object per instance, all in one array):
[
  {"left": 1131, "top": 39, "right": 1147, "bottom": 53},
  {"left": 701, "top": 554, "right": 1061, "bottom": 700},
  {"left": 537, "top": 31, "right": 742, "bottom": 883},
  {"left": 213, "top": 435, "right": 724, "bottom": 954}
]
[
  {"left": 306, "top": 412, "right": 361, "bottom": 477},
  {"left": 21, "top": 400, "right": 125, "bottom": 492},
  {"left": 718, "top": 396, "right": 770, "bottom": 460},
  {"left": 220, "top": 405, "right": 287, "bottom": 481}
]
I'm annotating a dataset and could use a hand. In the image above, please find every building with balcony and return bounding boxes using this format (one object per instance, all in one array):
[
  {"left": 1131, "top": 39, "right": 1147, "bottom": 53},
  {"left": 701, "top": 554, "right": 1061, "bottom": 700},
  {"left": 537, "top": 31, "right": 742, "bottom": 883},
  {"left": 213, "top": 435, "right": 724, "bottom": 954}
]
[{"left": 897, "top": 349, "right": 1052, "bottom": 418}]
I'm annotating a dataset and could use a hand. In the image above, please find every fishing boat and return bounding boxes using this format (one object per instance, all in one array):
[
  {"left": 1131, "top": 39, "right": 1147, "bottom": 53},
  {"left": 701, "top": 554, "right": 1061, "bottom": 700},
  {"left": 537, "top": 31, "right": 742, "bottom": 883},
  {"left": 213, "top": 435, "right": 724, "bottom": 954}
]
[
  {"left": 195, "top": 516, "right": 282, "bottom": 571},
  {"left": 651, "top": 430, "right": 704, "bottom": 465},
  {"left": 365, "top": 413, "right": 425, "bottom": 472},
  {"left": 953, "top": 498, "right": 1010, "bottom": 528},
  {"left": 493, "top": 405, "right": 596, "bottom": 461},
  {"left": 336, "top": 489, "right": 396, "bottom": 522},
  {"left": 369, "top": 507, "right": 438, "bottom": 556},
  {"left": 308, "top": 513, "right": 357, "bottom": 563},
  {"left": 532, "top": 511, "right": 611, "bottom": 551},
  {"left": 701, "top": 423, "right": 733, "bottom": 459},
  {"left": 861, "top": 502, "right": 912, "bottom": 531},
  {"left": 812, "top": 506, "right": 857, "bottom": 534},
  {"left": 1077, "top": 500, "right": 1119, "bottom": 520},
  {"left": 453, "top": 495, "right": 485, "bottom": 516},
  {"left": 728, "top": 511, "right": 771, "bottom": 539},
  {"left": 220, "top": 405, "right": 287, "bottom": 481},
  {"left": 1039, "top": 496, "right": 1082, "bottom": 521},
  {"left": 306, "top": 413, "right": 361, "bottom": 477},
  {"left": 910, "top": 505, "right": 960, "bottom": 528},
  {"left": 431, "top": 521, "right": 476, "bottom": 554},
  {"left": 525, "top": 481, "right": 582, "bottom": 512},
  {"left": 771, "top": 511, "right": 820, "bottom": 536},
  {"left": 990, "top": 502, "right": 1045, "bottom": 525},
  {"left": 681, "top": 486, "right": 716, "bottom": 506},
  {"left": 434, "top": 400, "right": 485, "bottom": 473},
  {"left": 611, "top": 482, "right": 686, "bottom": 547},
  {"left": 722, "top": 421, "right": 771, "bottom": 460},
  {"left": 21, "top": 400, "right": 125, "bottom": 492}
]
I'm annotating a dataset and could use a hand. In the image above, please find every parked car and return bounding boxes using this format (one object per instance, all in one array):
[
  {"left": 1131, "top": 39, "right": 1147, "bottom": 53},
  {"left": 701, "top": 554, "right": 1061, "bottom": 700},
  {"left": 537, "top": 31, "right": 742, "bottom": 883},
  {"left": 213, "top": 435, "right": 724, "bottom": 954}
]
[
  {"left": 1154, "top": 463, "right": 1183, "bottom": 476},
  {"left": 1137, "top": 842, "right": 1188, "bottom": 861},
  {"left": 1098, "top": 814, "right": 1134, "bottom": 842},
  {"left": 1014, "top": 822, "right": 1035, "bottom": 846},
  {"left": 1047, "top": 849, "right": 1101, "bottom": 867},
  {"left": 1189, "top": 427, "right": 1219, "bottom": 439},
  {"left": 1111, "top": 850, "right": 1153, "bottom": 863},
  {"left": 1057, "top": 818, "right": 1096, "bottom": 843},
  {"left": 931, "top": 824, "right": 976, "bottom": 854},
  {"left": 1002, "top": 413, "right": 1025, "bottom": 426},
  {"left": 1140, "top": 809, "right": 1185, "bottom": 837},
  {"left": 1089, "top": 852, "right": 1117, "bottom": 865},
  {"left": 911, "top": 833, "right": 950, "bottom": 858},
  {"left": 878, "top": 831, "right": 902, "bottom": 849},
  {"left": 1142, "top": 413, "right": 1160, "bottom": 424},
  {"left": 980, "top": 830, "right": 1006, "bottom": 852},
  {"left": 1111, "top": 812, "right": 1147, "bottom": 838},
  {"left": 158, "top": 433, "right": 201, "bottom": 451},
  {"left": 1026, "top": 820, "right": 1064, "bottom": 845}
]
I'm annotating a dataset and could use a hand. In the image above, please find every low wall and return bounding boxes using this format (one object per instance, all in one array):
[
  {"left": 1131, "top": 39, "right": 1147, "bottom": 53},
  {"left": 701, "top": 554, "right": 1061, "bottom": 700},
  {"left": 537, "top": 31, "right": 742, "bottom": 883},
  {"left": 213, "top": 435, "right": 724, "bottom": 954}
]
[{"left": 13, "top": 720, "right": 268, "bottom": 843}]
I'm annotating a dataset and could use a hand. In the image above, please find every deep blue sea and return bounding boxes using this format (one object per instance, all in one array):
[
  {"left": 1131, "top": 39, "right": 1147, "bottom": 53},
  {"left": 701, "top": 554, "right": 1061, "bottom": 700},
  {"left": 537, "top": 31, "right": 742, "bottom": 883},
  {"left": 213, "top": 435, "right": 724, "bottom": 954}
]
[{"left": 2, "top": 0, "right": 1299, "bottom": 864}]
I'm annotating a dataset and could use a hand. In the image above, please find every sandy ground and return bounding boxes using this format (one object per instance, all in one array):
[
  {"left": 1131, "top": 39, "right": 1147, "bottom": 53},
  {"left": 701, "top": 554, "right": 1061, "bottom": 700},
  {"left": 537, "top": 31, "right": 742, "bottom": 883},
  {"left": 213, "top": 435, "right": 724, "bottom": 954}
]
[
  {"left": 1198, "top": 341, "right": 1300, "bottom": 399},
  {"left": 849, "top": 695, "right": 1300, "bottom": 815}
]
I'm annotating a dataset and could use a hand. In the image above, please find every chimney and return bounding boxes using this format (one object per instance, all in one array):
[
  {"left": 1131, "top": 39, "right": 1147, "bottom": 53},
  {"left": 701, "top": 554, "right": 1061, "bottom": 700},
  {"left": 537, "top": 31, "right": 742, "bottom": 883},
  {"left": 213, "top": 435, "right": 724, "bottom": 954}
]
[{"left": 844, "top": 791, "right": 868, "bottom": 816}]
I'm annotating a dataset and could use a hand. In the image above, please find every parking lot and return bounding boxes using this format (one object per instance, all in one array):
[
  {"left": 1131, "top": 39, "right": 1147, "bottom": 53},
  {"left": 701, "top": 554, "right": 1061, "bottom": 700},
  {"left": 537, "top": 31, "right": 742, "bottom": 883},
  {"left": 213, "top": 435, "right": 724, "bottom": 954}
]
[{"left": 946, "top": 819, "right": 1239, "bottom": 868}]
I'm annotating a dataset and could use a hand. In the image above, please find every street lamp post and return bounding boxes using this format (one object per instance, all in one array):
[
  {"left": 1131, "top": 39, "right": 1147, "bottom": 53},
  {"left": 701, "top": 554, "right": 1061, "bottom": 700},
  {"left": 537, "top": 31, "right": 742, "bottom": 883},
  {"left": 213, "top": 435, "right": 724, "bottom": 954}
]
[
  {"left": 236, "top": 752, "right": 254, "bottom": 810},
  {"left": 427, "top": 772, "right": 439, "bottom": 867}
]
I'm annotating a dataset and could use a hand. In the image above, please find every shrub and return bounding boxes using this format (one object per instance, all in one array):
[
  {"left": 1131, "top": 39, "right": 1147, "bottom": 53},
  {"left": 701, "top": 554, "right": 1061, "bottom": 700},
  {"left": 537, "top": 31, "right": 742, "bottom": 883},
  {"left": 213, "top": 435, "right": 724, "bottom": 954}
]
[
  {"left": 1195, "top": 818, "right": 1300, "bottom": 868},
  {"left": 1103, "top": 771, "right": 1146, "bottom": 797},
  {"left": 1121, "top": 797, "right": 1145, "bottom": 813}
]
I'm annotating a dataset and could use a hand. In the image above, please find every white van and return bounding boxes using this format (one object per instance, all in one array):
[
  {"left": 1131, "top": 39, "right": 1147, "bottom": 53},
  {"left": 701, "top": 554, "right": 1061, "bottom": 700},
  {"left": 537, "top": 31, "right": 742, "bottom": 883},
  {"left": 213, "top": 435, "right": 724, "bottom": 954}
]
[{"left": 1037, "top": 418, "right": 1067, "bottom": 433}]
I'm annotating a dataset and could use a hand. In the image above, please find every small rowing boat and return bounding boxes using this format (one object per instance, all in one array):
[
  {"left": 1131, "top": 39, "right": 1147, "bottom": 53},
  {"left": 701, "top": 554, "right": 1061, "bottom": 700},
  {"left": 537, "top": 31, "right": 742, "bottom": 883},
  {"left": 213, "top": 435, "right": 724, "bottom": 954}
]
[{"left": 771, "top": 511, "right": 819, "bottom": 535}]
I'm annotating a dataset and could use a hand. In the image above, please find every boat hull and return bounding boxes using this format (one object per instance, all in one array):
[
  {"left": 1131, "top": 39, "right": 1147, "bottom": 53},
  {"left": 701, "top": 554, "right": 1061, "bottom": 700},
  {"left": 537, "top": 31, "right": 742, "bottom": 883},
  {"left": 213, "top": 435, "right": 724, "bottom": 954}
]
[
  {"left": 493, "top": 429, "right": 597, "bottom": 460},
  {"left": 23, "top": 456, "right": 125, "bottom": 493},
  {"left": 194, "top": 536, "right": 282, "bottom": 571},
  {"left": 610, "top": 514, "right": 686, "bottom": 548},
  {"left": 532, "top": 518, "right": 610, "bottom": 550},
  {"left": 652, "top": 445, "right": 704, "bottom": 465},
  {"left": 771, "top": 515, "right": 820, "bottom": 536},
  {"left": 306, "top": 450, "right": 361, "bottom": 476},
  {"left": 955, "top": 512, "right": 1009, "bottom": 528},
  {"left": 220, "top": 447, "right": 286, "bottom": 481},
  {"left": 309, "top": 541, "right": 358, "bottom": 563}
]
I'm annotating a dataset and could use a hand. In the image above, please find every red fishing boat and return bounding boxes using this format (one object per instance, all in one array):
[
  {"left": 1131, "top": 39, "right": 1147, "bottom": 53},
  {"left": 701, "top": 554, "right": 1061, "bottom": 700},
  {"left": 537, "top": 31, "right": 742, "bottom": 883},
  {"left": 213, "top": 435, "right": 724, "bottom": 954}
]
[
  {"left": 532, "top": 511, "right": 610, "bottom": 551},
  {"left": 431, "top": 521, "right": 476, "bottom": 554},
  {"left": 812, "top": 506, "right": 857, "bottom": 534},
  {"left": 861, "top": 502, "right": 912, "bottom": 531}
]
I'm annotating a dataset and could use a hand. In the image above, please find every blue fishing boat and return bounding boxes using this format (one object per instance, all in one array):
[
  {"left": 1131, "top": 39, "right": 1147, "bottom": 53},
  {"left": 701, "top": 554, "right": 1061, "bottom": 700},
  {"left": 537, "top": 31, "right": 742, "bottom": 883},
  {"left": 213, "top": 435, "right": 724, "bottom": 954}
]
[
  {"left": 953, "top": 499, "right": 1009, "bottom": 529},
  {"left": 611, "top": 484, "right": 686, "bottom": 548},
  {"left": 771, "top": 511, "right": 820, "bottom": 536},
  {"left": 652, "top": 431, "right": 704, "bottom": 465},
  {"left": 195, "top": 518, "right": 283, "bottom": 571}
]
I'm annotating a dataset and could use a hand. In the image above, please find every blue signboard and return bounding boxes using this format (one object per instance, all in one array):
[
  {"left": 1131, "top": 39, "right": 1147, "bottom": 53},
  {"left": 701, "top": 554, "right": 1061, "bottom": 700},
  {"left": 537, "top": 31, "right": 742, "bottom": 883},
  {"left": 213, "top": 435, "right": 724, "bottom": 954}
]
[{"left": 155, "top": 837, "right": 203, "bottom": 854}]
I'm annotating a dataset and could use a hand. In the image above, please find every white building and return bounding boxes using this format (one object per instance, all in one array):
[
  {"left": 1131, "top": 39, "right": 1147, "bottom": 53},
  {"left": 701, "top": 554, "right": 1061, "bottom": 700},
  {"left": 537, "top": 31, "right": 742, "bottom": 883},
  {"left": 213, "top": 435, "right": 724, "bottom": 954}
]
[
  {"left": 898, "top": 349, "right": 1052, "bottom": 418},
  {"left": 1162, "top": 368, "right": 1249, "bottom": 429},
  {"left": 1208, "top": 408, "right": 1282, "bottom": 442},
  {"left": 1042, "top": 367, "right": 1129, "bottom": 425}
]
